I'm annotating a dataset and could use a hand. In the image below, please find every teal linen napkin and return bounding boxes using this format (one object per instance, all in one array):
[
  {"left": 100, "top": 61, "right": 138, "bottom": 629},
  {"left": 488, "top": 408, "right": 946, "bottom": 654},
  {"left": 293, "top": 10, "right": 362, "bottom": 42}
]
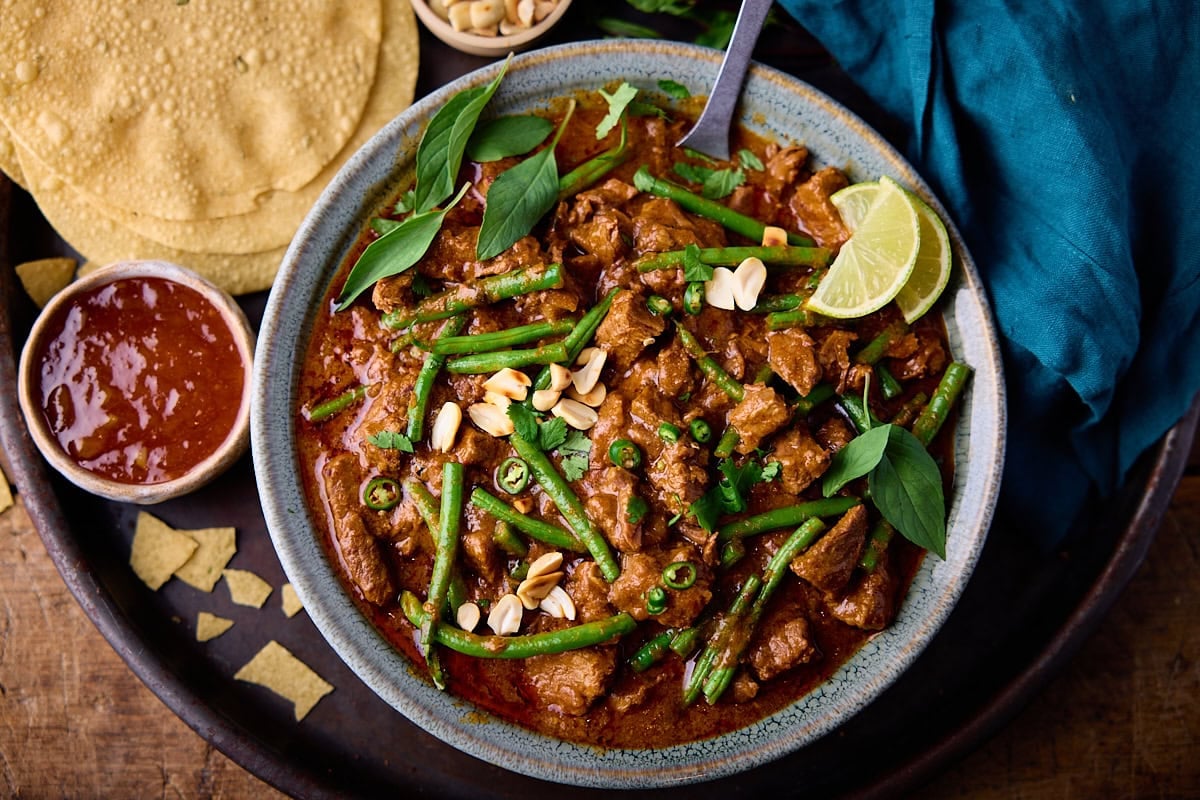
[{"left": 777, "top": 0, "right": 1200, "bottom": 543}]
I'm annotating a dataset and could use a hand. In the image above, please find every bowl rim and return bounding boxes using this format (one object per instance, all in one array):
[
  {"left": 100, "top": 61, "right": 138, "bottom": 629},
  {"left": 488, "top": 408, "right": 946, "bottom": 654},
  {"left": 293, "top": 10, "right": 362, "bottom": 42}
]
[
  {"left": 17, "top": 259, "right": 255, "bottom": 505},
  {"left": 409, "top": 0, "right": 573, "bottom": 57},
  {"left": 252, "top": 38, "right": 1006, "bottom": 788}
]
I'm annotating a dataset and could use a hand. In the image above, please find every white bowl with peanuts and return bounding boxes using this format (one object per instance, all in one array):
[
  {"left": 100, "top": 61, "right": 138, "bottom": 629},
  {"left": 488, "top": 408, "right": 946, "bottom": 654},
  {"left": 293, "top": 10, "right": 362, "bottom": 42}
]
[{"left": 410, "top": 0, "right": 572, "bottom": 57}]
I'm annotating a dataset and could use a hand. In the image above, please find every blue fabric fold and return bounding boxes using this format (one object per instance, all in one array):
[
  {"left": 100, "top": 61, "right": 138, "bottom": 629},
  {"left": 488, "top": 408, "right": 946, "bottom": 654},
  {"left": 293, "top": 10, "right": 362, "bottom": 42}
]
[{"left": 778, "top": 0, "right": 1200, "bottom": 544}]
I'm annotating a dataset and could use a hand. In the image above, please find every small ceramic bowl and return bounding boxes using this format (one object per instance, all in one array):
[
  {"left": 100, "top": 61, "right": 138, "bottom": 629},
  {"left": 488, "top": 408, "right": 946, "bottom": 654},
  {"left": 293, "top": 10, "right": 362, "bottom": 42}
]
[
  {"left": 409, "top": 0, "right": 573, "bottom": 57},
  {"left": 254, "top": 41, "right": 1005, "bottom": 788},
  {"left": 17, "top": 260, "right": 255, "bottom": 504}
]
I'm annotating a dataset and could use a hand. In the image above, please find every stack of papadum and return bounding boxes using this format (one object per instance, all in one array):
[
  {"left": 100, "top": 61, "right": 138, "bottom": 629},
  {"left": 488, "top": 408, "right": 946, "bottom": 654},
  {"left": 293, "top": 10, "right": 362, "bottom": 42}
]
[{"left": 0, "top": 0, "right": 419, "bottom": 297}]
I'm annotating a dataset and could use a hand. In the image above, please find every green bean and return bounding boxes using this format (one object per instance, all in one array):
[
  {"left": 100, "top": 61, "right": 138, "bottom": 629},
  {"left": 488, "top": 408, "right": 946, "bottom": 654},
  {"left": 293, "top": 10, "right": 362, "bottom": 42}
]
[
  {"left": 859, "top": 518, "right": 895, "bottom": 572},
  {"left": 430, "top": 319, "right": 575, "bottom": 355},
  {"left": 445, "top": 341, "right": 569, "bottom": 374},
  {"left": 683, "top": 574, "right": 761, "bottom": 706},
  {"left": 420, "top": 462, "right": 464, "bottom": 690},
  {"left": 704, "top": 518, "right": 826, "bottom": 703},
  {"left": 890, "top": 391, "right": 929, "bottom": 429},
  {"left": 529, "top": 287, "right": 620, "bottom": 393},
  {"left": 382, "top": 263, "right": 564, "bottom": 329},
  {"left": 749, "top": 294, "right": 803, "bottom": 313},
  {"left": 636, "top": 245, "right": 830, "bottom": 272},
  {"left": 795, "top": 383, "right": 836, "bottom": 416},
  {"left": 676, "top": 325, "right": 744, "bottom": 402},
  {"left": 492, "top": 519, "right": 529, "bottom": 557},
  {"left": 629, "top": 628, "right": 677, "bottom": 673},
  {"left": 401, "top": 591, "right": 636, "bottom": 658},
  {"left": 306, "top": 384, "right": 369, "bottom": 422},
  {"left": 855, "top": 321, "right": 909, "bottom": 366},
  {"left": 509, "top": 432, "right": 620, "bottom": 582},
  {"left": 766, "top": 309, "right": 817, "bottom": 330},
  {"left": 719, "top": 537, "right": 745, "bottom": 568},
  {"left": 713, "top": 426, "right": 740, "bottom": 458},
  {"left": 912, "top": 362, "right": 973, "bottom": 447},
  {"left": 876, "top": 363, "right": 904, "bottom": 400},
  {"left": 633, "top": 166, "right": 813, "bottom": 246},
  {"left": 669, "top": 626, "right": 701, "bottom": 658},
  {"left": 404, "top": 478, "right": 440, "bottom": 530},
  {"left": 447, "top": 575, "right": 468, "bottom": 618},
  {"left": 558, "top": 116, "right": 629, "bottom": 200},
  {"left": 470, "top": 487, "right": 585, "bottom": 552},
  {"left": 717, "top": 496, "right": 860, "bottom": 541},
  {"left": 407, "top": 316, "right": 468, "bottom": 442}
]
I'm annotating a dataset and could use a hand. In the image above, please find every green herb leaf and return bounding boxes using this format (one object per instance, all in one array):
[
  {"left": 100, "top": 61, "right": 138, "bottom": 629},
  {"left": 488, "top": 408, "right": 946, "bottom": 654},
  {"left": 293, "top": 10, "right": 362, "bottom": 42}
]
[
  {"left": 682, "top": 147, "right": 718, "bottom": 165},
  {"left": 394, "top": 189, "right": 416, "bottom": 214},
  {"left": 594, "top": 17, "right": 661, "bottom": 38},
  {"left": 673, "top": 162, "right": 711, "bottom": 184},
  {"left": 596, "top": 82, "right": 638, "bottom": 140},
  {"left": 410, "top": 273, "right": 436, "bottom": 298},
  {"left": 506, "top": 403, "right": 540, "bottom": 443},
  {"left": 413, "top": 57, "right": 509, "bottom": 213},
  {"left": 657, "top": 79, "right": 690, "bottom": 99},
  {"left": 737, "top": 148, "right": 764, "bottom": 171},
  {"left": 626, "top": 496, "right": 650, "bottom": 524},
  {"left": 371, "top": 217, "right": 402, "bottom": 236},
  {"left": 692, "top": 9, "right": 737, "bottom": 48},
  {"left": 682, "top": 243, "right": 713, "bottom": 282},
  {"left": 477, "top": 103, "right": 574, "bottom": 260},
  {"left": 690, "top": 455, "right": 776, "bottom": 531},
  {"left": 629, "top": 100, "right": 669, "bottom": 119},
  {"left": 760, "top": 460, "right": 781, "bottom": 481},
  {"left": 337, "top": 183, "right": 470, "bottom": 310},
  {"left": 627, "top": 0, "right": 695, "bottom": 14},
  {"left": 700, "top": 167, "right": 745, "bottom": 199},
  {"left": 822, "top": 424, "right": 891, "bottom": 497},
  {"left": 367, "top": 430, "right": 415, "bottom": 452},
  {"left": 557, "top": 429, "right": 591, "bottom": 481},
  {"left": 869, "top": 426, "right": 947, "bottom": 558},
  {"left": 466, "top": 115, "right": 554, "bottom": 162},
  {"left": 537, "top": 416, "right": 568, "bottom": 452}
]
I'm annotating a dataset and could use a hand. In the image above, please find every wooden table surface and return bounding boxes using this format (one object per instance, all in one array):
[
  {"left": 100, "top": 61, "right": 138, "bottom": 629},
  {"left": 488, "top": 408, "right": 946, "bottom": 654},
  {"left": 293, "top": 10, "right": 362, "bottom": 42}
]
[{"left": 0, "top": 433, "right": 1195, "bottom": 798}]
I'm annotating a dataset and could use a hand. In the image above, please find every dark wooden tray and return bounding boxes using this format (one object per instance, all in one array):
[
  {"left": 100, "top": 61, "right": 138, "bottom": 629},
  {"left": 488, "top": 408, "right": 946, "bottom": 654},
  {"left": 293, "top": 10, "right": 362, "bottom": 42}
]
[{"left": 3, "top": 12, "right": 1198, "bottom": 798}]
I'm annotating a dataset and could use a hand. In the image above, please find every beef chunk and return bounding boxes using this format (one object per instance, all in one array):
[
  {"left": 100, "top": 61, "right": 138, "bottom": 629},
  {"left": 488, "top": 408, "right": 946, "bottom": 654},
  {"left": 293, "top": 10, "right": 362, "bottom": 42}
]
[
  {"left": 728, "top": 384, "right": 791, "bottom": 454},
  {"left": 762, "top": 145, "right": 808, "bottom": 196},
  {"left": 769, "top": 428, "right": 830, "bottom": 494},
  {"left": 371, "top": 271, "right": 414, "bottom": 314},
  {"left": 608, "top": 547, "right": 711, "bottom": 627},
  {"left": 790, "top": 504, "right": 868, "bottom": 595},
  {"left": 462, "top": 505, "right": 503, "bottom": 584},
  {"left": 890, "top": 330, "right": 948, "bottom": 381},
  {"left": 584, "top": 467, "right": 645, "bottom": 552},
  {"left": 788, "top": 167, "right": 850, "bottom": 249},
  {"left": 523, "top": 647, "right": 617, "bottom": 715},
  {"left": 747, "top": 612, "right": 818, "bottom": 682},
  {"left": 595, "top": 290, "right": 667, "bottom": 373},
  {"left": 730, "top": 671, "right": 760, "bottom": 703},
  {"left": 645, "top": 441, "right": 709, "bottom": 509},
  {"left": 417, "top": 223, "right": 478, "bottom": 283},
  {"left": 590, "top": 390, "right": 630, "bottom": 468},
  {"left": 454, "top": 425, "right": 503, "bottom": 467},
  {"left": 567, "top": 178, "right": 639, "bottom": 225},
  {"left": 830, "top": 551, "right": 897, "bottom": 630},
  {"left": 816, "top": 329, "right": 858, "bottom": 394},
  {"left": 565, "top": 561, "right": 614, "bottom": 623},
  {"left": 766, "top": 328, "right": 822, "bottom": 396},
  {"left": 656, "top": 336, "right": 695, "bottom": 398},
  {"left": 569, "top": 212, "right": 628, "bottom": 264},
  {"left": 631, "top": 196, "right": 726, "bottom": 254},
  {"left": 322, "top": 454, "right": 395, "bottom": 606},
  {"left": 815, "top": 415, "right": 855, "bottom": 453}
]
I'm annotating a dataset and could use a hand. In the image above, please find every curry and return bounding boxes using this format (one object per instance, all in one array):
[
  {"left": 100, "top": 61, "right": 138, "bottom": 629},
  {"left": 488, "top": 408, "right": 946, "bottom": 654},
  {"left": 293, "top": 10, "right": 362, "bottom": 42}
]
[{"left": 296, "top": 79, "right": 968, "bottom": 748}]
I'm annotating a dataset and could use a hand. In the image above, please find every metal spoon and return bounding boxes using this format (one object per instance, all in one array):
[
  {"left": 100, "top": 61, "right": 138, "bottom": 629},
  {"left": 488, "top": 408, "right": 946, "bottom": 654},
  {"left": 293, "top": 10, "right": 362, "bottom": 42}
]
[{"left": 676, "top": 0, "right": 773, "bottom": 160}]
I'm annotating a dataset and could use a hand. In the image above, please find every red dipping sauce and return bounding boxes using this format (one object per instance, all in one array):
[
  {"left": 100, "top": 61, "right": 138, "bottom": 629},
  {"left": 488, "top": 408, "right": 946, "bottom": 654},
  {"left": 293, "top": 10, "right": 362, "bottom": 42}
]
[{"left": 33, "top": 276, "right": 246, "bottom": 485}]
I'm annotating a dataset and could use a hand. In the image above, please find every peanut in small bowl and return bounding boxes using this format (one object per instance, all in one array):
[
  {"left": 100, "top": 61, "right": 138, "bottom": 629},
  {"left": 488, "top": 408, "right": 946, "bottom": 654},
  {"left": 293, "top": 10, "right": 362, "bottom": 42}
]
[{"left": 410, "top": 0, "right": 572, "bottom": 57}]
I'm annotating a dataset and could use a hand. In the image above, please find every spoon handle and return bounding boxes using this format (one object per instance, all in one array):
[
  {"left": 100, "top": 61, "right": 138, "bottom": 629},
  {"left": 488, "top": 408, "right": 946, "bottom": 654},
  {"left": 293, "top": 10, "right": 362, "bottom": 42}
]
[{"left": 676, "top": 0, "right": 773, "bottom": 160}]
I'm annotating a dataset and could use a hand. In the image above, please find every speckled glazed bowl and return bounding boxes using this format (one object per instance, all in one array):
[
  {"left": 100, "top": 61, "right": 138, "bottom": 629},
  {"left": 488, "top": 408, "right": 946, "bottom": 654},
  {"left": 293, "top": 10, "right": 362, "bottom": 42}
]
[{"left": 253, "top": 41, "right": 1006, "bottom": 788}]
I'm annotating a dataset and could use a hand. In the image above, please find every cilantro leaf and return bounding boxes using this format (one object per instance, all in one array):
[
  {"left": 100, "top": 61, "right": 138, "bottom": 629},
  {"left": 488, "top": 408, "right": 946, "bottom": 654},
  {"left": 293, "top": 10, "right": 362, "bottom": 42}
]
[
  {"left": 822, "top": 424, "right": 891, "bottom": 497},
  {"left": 561, "top": 453, "right": 589, "bottom": 481},
  {"left": 370, "top": 217, "right": 402, "bottom": 236},
  {"left": 682, "top": 243, "right": 713, "bottom": 282},
  {"left": 737, "top": 148, "right": 764, "bottom": 171},
  {"left": 673, "top": 162, "right": 712, "bottom": 184},
  {"left": 700, "top": 167, "right": 745, "bottom": 199},
  {"left": 870, "top": 426, "right": 947, "bottom": 558},
  {"left": 657, "top": 79, "right": 690, "bottom": 99},
  {"left": 394, "top": 189, "right": 416, "bottom": 214},
  {"left": 367, "top": 430, "right": 414, "bottom": 453},
  {"left": 629, "top": 100, "right": 669, "bottom": 119},
  {"left": 760, "top": 460, "right": 781, "bottom": 482},
  {"left": 537, "top": 416, "right": 568, "bottom": 452},
  {"left": 557, "top": 430, "right": 591, "bottom": 481},
  {"left": 560, "top": 430, "right": 591, "bottom": 454},
  {"left": 626, "top": 496, "right": 650, "bottom": 524},
  {"left": 596, "top": 82, "right": 638, "bottom": 140},
  {"left": 690, "top": 455, "right": 775, "bottom": 531},
  {"left": 682, "top": 147, "right": 718, "bottom": 165},
  {"left": 506, "top": 403, "right": 540, "bottom": 443}
]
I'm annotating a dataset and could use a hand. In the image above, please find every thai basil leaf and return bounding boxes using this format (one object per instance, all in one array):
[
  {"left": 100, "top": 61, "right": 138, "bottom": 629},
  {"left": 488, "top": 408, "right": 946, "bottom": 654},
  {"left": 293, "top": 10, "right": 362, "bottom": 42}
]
[
  {"left": 869, "top": 425, "right": 947, "bottom": 558},
  {"left": 596, "top": 82, "right": 638, "bottom": 140},
  {"left": 657, "top": 79, "right": 690, "bottom": 99},
  {"left": 336, "top": 183, "right": 469, "bottom": 310},
  {"left": 466, "top": 115, "right": 554, "bottom": 162},
  {"left": 413, "top": 57, "right": 509, "bottom": 213},
  {"left": 822, "top": 424, "right": 891, "bottom": 497},
  {"left": 477, "top": 103, "right": 574, "bottom": 260}
]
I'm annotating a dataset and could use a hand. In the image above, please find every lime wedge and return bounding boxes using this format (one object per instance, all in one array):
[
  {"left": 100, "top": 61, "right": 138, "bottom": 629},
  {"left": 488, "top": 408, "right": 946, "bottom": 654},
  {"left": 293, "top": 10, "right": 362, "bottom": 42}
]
[
  {"left": 807, "top": 176, "right": 920, "bottom": 319},
  {"left": 829, "top": 179, "right": 953, "bottom": 323}
]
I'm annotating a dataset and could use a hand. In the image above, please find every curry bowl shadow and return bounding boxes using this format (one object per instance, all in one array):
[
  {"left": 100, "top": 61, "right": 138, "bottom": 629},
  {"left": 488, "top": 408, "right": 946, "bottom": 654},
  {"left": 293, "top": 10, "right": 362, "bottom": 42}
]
[{"left": 251, "top": 40, "right": 1006, "bottom": 788}]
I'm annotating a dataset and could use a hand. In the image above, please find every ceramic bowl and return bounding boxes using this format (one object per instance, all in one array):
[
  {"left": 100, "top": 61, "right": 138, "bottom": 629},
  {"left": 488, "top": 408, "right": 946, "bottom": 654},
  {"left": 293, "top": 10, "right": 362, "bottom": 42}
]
[
  {"left": 253, "top": 40, "right": 1006, "bottom": 788},
  {"left": 409, "top": 0, "right": 573, "bottom": 57},
  {"left": 18, "top": 260, "right": 255, "bottom": 504}
]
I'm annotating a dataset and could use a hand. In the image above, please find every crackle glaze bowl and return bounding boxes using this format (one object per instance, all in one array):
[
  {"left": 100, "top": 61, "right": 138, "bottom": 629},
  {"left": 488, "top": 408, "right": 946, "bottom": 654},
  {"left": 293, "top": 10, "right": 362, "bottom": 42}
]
[{"left": 251, "top": 40, "right": 1006, "bottom": 788}]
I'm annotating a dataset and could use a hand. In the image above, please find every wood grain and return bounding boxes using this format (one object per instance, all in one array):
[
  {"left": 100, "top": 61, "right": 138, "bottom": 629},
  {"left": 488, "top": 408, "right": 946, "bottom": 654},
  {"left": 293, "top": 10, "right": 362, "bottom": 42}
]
[{"left": 0, "top": 448, "right": 1196, "bottom": 798}]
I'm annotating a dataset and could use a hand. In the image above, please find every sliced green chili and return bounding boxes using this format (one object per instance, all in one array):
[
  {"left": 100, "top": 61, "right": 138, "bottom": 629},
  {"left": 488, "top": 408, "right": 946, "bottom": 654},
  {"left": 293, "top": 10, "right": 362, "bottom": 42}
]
[
  {"left": 496, "top": 457, "right": 530, "bottom": 494},
  {"left": 363, "top": 477, "right": 401, "bottom": 511},
  {"left": 658, "top": 422, "right": 682, "bottom": 443},
  {"left": 683, "top": 282, "right": 704, "bottom": 315},
  {"left": 608, "top": 439, "right": 643, "bottom": 469},
  {"left": 662, "top": 561, "right": 697, "bottom": 590},
  {"left": 689, "top": 418, "right": 712, "bottom": 443},
  {"left": 646, "top": 586, "right": 667, "bottom": 615},
  {"left": 646, "top": 295, "right": 673, "bottom": 316}
]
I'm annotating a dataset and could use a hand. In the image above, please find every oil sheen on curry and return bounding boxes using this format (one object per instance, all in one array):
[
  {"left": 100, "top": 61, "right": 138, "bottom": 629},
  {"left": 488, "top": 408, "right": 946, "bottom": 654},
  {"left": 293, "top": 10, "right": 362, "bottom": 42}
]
[{"left": 297, "top": 78, "right": 968, "bottom": 748}]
